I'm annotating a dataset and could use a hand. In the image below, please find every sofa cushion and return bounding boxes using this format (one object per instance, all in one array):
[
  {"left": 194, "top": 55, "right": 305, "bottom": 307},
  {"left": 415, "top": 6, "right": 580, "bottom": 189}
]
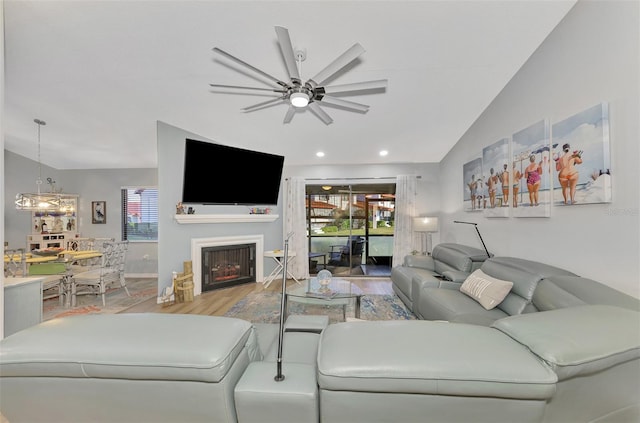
[
  {"left": 402, "top": 254, "right": 435, "bottom": 269},
  {"left": 493, "top": 305, "right": 640, "bottom": 381},
  {"left": 481, "top": 257, "right": 577, "bottom": 316},
  {"left": 391, "top": 266, "right": 437, "bottom": 309},
  {"left": 533, "top": 276, "right": 640, "bottom": 312},
  {"left": 460, "top": 269, "right": 513, "bottom": 310},
  {"left": 0, "top": 314, "right": 258, "bottom": 383},
  {"left": 318, "top": 320, "right": 557, "bottom": 399},
  {"left": 432, "top": 243, "right": 488, "bottom": 274},
  {"left": 418, "top": 287, "right": 509, "bottom": 324}
]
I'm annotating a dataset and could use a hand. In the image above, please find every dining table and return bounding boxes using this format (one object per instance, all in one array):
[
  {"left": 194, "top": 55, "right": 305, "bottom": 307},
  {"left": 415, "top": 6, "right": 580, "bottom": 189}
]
[{"left": 4, "top": 249, "right": 103, "bottom": 307}]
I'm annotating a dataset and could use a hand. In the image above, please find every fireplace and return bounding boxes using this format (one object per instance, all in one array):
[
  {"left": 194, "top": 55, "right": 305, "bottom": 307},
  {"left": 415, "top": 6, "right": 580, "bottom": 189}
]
[
  {"left": 191, "top": 235, "right": 264, "bottom": 296},
  {"left": 201, "top": 243, "right": 255, "bottom": 291}
]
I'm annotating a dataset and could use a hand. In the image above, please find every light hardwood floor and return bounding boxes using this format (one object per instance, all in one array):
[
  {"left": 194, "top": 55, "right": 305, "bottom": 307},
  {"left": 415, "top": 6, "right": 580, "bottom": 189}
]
[{"left": 123, "top": 277, "right": 394, "bottom": 316}]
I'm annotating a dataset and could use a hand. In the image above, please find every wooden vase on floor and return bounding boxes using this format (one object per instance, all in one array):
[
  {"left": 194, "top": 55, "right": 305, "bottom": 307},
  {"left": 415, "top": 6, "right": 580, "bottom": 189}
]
[{"left": 173, "top": 261, "right": 194, "bottom": 303}]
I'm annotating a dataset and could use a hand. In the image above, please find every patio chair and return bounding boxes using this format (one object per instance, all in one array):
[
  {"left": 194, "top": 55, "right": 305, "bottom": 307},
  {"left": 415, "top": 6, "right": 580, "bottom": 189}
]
[
  {"left": 328, "top": 236, "right": 365, "bottom": 267},
  {"left": 71, "top": 240, "right": 130, "bottom": 307}
]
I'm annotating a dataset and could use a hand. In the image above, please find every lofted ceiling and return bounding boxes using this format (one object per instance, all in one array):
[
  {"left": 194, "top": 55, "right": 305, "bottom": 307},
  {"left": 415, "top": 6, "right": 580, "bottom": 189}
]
[{"left": 3, "top": 0, "right": 577, "bottom": 170}]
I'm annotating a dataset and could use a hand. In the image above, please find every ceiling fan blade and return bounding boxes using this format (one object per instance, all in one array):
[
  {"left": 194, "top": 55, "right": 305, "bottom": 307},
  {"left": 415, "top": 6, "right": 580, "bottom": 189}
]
[
  {"left": 209, "top": 83, "right": 286, "bottom": 93},
  {"left": 242, "top": 97, "right": 286, "bottom": 112},
  {"left": 309, "top": 43, "right": 365, "bottom": 86},
  {"left": 275, "top": 26, "right": 301, "bottom": 83},
  {"left": 308, "top": 102, "right": 333, "bottom": 125},
  {"left": 323, "top": 79, "right": 388, "bottom": 94},
  {"left": 283, "top": 106, "right": 296, "bottom": 124},
  {"left": 318, "top": 96, "right": 369, "bottom": 113},
  {"left": 213, "top": 47, "right": 288, "bottom": 88}
]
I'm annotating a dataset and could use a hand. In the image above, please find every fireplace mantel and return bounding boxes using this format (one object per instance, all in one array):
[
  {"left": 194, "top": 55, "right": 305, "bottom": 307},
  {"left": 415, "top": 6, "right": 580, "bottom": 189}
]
[{"left": 174, "top": 214, "right": 279, "bottom": 224}]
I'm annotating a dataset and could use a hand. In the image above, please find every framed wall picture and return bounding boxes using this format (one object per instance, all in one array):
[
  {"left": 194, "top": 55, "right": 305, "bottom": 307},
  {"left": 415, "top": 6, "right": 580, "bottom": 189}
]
[
  {"left": 462, "top": 157, "right": 483, "bottom": 212},
  {"left": 552, "top": 102, "right": 611, "bottom": 206},
  {"left": 512, "top": 119, "right": 551, "bottom": 218},
  {"left": 92, "top": 201, "right": 107, "bottom": 224},
  {"left": 483, "top": 137, "right": 510, "bottom": 218}
]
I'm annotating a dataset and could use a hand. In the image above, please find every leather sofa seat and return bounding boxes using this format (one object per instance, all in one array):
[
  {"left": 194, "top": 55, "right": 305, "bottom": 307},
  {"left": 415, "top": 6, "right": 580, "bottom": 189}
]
[
  {"left": 0, "top": 313, "right": 264, "bottom": 423},
  {"left": 317, "top": 320, "right": 557, "bottom": 423}
]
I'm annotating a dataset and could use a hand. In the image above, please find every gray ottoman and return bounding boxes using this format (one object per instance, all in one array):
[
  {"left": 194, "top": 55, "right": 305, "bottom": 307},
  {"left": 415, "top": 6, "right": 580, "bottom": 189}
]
[{"left": 0, "top": 313, "right": 261, "bottom": 423}]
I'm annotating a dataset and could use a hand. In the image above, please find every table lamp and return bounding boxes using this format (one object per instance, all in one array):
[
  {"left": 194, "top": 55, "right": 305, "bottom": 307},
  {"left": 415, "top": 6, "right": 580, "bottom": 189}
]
[{"left": 413, "top": 217, "right": 439, "bottom": 255}]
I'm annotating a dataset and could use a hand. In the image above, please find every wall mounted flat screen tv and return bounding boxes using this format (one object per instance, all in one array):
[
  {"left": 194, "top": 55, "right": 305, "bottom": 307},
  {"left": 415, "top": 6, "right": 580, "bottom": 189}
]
[{"left": 181, "top": 139, "right": 285, "bottom": 205}]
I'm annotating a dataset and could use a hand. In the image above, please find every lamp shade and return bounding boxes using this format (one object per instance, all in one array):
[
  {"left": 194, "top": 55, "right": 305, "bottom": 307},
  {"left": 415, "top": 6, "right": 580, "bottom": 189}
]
[{"left": 413, "top": 217, "right": 438, "bottom": 233}]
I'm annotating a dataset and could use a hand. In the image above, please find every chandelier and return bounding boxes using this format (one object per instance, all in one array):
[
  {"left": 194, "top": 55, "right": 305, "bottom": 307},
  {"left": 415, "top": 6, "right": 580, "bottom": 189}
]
[{"left": 15, "top": 119, "right": 72, "bottom": 212}]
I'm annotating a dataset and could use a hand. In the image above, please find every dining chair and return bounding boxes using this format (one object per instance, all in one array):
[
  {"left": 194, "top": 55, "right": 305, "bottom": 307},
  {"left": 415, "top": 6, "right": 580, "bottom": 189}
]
[
  {"left": 92, "top": 237, "right": 116, "bottom": 251},
  {"left": 4, "top": 248, "right": 27, "bottom": 277},
  {"left": 71, "top": 240, "right": 130, "bottom": 307},
  {"left": 42, "top": 278, "right": 67, "bottom": 305},
  {"left": 66, "top": 237, "right": 94, "bottom": 251}
]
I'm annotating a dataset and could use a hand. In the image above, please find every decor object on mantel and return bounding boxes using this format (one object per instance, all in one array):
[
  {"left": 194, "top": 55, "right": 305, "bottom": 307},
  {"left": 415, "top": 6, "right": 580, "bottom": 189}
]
[
  {"left": 15, "top": 119, "right": 77, "bottom": 212},
  {"left": 176, "top": 202, "right": 195, "bottom": 215},
  {"left": 174, "top": 213, "right": 279, "bottom": 224},
  {"left": 209, "top": 26, "right": 388, "bottom": 125},
  {"left": 249, "top": 207, "right": 271, "bottom": 215}
]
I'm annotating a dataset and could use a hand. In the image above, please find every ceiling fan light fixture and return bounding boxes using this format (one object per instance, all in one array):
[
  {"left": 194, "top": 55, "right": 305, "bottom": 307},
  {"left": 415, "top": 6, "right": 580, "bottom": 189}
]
[
  {"left": 210, "top": 26, "right": 388, "bottom": 124},
  {"left": 290, "top": 90, "right": 310, "bottom": 108}
]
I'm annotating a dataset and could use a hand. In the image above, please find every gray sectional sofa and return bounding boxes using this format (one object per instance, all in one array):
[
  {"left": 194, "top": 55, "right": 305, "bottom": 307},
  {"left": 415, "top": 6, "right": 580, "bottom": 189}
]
[
  {"left": 1, "top": 249, "right": 639, "bottom": 423},
  {"left": 391, "top": 242, "right": 491, "bottom": 312},
  {"left": 393, "top": 245, "right": 639, "bottom": 326}
]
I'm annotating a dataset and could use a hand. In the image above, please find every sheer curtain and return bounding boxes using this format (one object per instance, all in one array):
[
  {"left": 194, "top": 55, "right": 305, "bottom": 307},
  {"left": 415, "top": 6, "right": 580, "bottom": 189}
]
[
  {"left": 392, "top": 175, "right": 417, "bottom": 268},
  {"left": 284, "top": 177, "right": 309, "bottom": 279}
]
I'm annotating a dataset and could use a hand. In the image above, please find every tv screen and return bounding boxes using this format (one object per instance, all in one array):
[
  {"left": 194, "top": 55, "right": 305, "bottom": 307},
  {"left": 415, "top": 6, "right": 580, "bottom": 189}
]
[{"left": 181, "top": 139, "right": 285, "bottom": 205}]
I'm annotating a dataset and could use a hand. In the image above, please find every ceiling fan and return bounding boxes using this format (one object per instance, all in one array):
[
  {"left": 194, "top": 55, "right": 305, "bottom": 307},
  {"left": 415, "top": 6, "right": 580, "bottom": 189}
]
[{"left": 209, "top": 26, "right": 388, "bottom": 125}]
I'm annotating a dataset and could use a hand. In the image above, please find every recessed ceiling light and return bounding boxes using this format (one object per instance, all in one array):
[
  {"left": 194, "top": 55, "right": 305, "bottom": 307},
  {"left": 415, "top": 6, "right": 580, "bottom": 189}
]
[
  {"left": 316, "top": 151, "right": 325, "bottom": 157},
  {"left": 379, "top": 150, "right": 389, "bottom": 157}
]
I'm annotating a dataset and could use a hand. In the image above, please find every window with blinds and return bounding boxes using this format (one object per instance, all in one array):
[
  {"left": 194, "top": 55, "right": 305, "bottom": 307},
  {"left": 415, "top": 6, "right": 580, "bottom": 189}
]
[{"left": 121, "top": 187, "right": 159, "bottom": 242}]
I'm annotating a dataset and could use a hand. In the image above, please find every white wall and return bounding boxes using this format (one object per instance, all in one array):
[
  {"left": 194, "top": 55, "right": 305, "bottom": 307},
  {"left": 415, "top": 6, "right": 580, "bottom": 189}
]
[
  {"left": 156, "top": 121, "right": 287, "bottom": 296},
  {"left": 439, "top": 0, "right": 639, "bottom": 297}
]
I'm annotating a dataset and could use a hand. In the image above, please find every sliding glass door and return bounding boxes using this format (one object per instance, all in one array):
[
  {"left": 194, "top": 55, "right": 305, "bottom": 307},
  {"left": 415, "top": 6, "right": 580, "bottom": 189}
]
[{"left": 306, "top": 183, "right": 395, "bottom": 277}]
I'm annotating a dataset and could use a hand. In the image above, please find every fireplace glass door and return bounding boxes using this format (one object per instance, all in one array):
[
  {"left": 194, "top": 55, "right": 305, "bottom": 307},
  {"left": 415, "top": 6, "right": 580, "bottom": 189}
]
[{"left": 201, "top": 243, "right": 256, "bottom": 291}]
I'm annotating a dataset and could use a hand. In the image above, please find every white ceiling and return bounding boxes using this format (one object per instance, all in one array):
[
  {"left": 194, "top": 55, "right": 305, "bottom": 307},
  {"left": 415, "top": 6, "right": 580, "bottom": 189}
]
[{"left": 3, "top": 0, "right": 577, "bottom": 170}]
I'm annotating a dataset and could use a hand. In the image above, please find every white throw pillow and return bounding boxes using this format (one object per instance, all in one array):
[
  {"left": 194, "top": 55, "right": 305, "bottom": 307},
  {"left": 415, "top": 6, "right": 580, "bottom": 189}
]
[{"left": 460, "top": 269, "right": 513, "bottom": 310}]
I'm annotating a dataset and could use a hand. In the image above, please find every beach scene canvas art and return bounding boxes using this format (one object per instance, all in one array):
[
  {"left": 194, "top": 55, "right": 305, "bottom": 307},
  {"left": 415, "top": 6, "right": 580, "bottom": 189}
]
[
  {"left": 551, "top": 102, "right": 611, "bottom": 206},
  {"left": 512, "top": 119, "right": 552, "bottom": 217},
  {"left": 482, "top": 137, "right": 510, "bottom": 218}
]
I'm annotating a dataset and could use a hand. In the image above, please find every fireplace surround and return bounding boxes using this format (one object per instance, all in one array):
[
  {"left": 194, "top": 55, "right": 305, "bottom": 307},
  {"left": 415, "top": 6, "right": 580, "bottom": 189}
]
[{"left": 191, "top": 235, "right": 264, "bottom": 296}]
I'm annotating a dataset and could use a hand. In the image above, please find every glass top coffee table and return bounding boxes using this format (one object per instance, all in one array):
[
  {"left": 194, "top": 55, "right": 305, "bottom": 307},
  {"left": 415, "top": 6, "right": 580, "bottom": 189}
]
[{"left": 285, "top": 278, "right": 363, "bottom": 321}]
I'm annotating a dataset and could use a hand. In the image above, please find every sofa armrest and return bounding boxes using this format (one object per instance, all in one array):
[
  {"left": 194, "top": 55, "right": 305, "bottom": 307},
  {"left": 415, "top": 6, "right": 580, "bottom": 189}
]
[
  {"left": 403, "top": 254, "right": 435, "bottom": 270},
  {"left": 493, "top": 305, "right": 640, "bottom": 380},
  {"left": 441, "top": 270, "right": 468, "bottom": 283}
]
